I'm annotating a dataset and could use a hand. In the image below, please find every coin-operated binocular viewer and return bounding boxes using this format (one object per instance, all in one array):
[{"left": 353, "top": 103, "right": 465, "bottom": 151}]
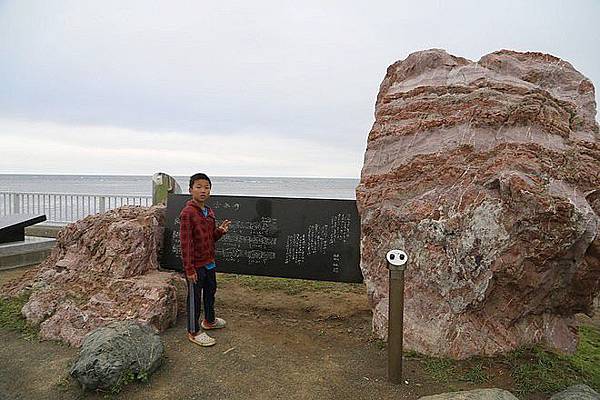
[
  {"left": 385, "top": 249, "right": 408, "bottom": 384},
  {"left": 152, "top": 172, "right": 182, "bottom": 205}
]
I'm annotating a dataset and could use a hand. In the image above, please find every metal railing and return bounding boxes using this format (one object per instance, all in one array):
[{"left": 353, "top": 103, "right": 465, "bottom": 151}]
[{"left": 0, "top": 192, "right": 153, "bottom": 224}]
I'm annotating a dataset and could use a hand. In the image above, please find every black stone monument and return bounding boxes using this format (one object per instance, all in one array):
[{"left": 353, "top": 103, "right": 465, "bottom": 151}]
[{"left": 161, "top": 195, "right": 362, "bottom": 283}]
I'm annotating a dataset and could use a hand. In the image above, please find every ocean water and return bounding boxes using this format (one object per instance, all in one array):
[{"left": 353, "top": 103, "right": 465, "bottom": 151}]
[{"left": 0, "top": 174, "right": 360, "bottom": 199}]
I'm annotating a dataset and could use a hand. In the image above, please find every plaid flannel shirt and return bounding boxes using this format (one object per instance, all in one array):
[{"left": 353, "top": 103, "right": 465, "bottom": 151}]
[{"left": 179, "top": 200, "right": 225, "bottom": 276}]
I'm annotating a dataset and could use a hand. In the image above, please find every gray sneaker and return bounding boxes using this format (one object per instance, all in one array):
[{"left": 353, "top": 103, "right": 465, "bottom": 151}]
[
  {"left": 188, "top": 332, "right": 216, "bottom": 347},
  {"left": 201, "top": 317, "right": 226, "bottom": 330}
]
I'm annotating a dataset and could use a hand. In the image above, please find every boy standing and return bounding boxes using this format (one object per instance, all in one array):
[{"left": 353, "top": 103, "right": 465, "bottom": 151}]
[{"left": 180, "top": 173, "right": 231, "bottom": 346}]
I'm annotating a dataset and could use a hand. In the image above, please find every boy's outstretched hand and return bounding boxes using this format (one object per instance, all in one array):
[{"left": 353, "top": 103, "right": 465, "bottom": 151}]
[
  {"left": 218, "top": 219, "right": 231, "bottom": 233},
  {"left": 186, "top": 272, "right": 197, "bottom": 283}
]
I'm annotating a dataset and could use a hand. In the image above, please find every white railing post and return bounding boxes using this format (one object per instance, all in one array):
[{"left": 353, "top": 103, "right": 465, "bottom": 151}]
[
  {"left": 99, "top": 196, "right": 106, "bottom": 213},
  {"left": 13, "top": 193, "right": 21, "bottom": 214}
]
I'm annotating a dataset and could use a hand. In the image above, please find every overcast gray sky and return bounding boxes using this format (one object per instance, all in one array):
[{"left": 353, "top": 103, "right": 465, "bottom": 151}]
[{"left": 1, "top": 0, "right": 598, "bottom": 177}]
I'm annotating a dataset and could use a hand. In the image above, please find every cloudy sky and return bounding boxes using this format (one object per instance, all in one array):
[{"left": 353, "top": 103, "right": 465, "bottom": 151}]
[{"left": 1, "top": 1, "right": 598, "bottom": 178}]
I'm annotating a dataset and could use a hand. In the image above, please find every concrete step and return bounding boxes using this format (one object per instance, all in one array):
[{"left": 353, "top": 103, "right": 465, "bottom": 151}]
[
  {"left": 0, "top": 236, "right": 56, "bottom": 270},
  {"left": 24, "top": 223, "right": 65, "bottom": 238}
]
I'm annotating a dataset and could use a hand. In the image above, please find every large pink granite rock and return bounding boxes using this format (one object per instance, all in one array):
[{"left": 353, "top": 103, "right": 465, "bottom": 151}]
[
  {"left": 356, "top": 49, "right": 600, "bottom": 359},
  {"left": 2, "top": 206, "right": 177, "bottom": 347}
]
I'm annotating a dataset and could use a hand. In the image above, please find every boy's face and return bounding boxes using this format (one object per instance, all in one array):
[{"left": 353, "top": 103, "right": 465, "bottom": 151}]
[{"left": 189, "top": 179, "right": 211, "bottom": 203}]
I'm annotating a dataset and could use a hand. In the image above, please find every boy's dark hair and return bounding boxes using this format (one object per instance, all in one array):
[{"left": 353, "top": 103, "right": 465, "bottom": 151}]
[{"left": 189, "top": 173, "right": 212, "bottom": 189}]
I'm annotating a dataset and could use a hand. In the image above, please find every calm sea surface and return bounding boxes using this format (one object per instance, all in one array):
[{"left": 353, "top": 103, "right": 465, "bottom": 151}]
[{"left": 0, "top": 175, "right": 359, "bottom": 199}]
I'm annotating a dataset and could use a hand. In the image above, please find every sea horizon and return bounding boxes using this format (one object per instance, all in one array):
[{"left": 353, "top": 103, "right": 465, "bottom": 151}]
[
  {"left": 0, "top": 174, "right": 360, "bottom": 199},
  {"left": 0, "top": 173, "right": 360, "bottom": 180}
]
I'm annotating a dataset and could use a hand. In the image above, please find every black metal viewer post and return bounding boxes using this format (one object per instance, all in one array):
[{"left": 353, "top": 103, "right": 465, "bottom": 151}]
[{"left": 385, "top": 249, "right": 408, "bottom": 384}]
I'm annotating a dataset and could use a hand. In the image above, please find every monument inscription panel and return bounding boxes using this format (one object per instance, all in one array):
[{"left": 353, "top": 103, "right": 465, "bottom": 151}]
[{"left": 161, "top": 195, "right": 362, "bottom": 283}]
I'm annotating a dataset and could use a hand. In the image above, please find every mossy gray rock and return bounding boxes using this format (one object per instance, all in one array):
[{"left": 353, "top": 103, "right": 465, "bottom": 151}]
[
  {"left": 70, "top": 320, "right": 163, "bottom": 391},
  {"left": 550, "top": 384, "right": 600, "bottom": 400},
  {"left": 418, "top": 389, "right": 519, "bottom": 400}
]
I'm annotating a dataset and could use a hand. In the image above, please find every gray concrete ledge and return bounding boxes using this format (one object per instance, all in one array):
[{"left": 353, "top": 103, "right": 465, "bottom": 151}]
[
  {"left": 0, "top": 236, "right": 56, "bottom": 270},
  {"left": 0, "top": 236, "right": 56, "bottom": 256},
  {"left": 25, "top": 223, "right": 66, "bottom": 238}
]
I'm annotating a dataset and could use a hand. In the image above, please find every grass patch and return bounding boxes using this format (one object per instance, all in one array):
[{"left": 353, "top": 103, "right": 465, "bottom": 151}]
[
  {"left": 373, "top": 339, "right": 386, "bottom": 350},
  {"left": 509, "top": 347, "right": 581, "bottom": 394},
  {"left": 0, "top": 293, "right": 38, "bottom": 340},
  {"left": 414, "top": 325, "right": 599, "bottom": 395},
  {"left": 404, "top": 349, "right": 421, "bottom": 359},
  {"left": 109, "top": 369, "right": 150, "bottom": 395},
  {"left": 218, "top": 273, "right": 364, "bottom": 296},
  {"left": 508, "top": 325, "right": 600, "bottom": 395},
  {"left": 460, "top": 361, "right": 489, "bottom": 384},
  {"left": 569, "top": 325, "right": 600, "bottom": 389},
  {"left": 423, "top": 357, "right": 457, "bottom": 383},
  {"left": 421, "top": 356, "right": 489, "bottom": 385}
]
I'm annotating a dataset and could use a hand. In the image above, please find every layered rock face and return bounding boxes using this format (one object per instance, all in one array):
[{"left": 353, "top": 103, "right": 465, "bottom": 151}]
[
  {"left": 356, "top": 49, "right": 600, "bottom": 359},
  {"left": 2, "top": 206, "right": 177, "bottom": 347}
]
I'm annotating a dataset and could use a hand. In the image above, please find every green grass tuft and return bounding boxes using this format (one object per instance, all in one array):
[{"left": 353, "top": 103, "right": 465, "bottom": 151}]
[
  {"left": 423, "top": 357, "right": 457, "bottom": 383},
  {"left": 0, "top": 293, "right": 38, "bottom": 340},
  {"left": 416, "top": 325, "right": 600, "bottom": 395},
  {"left": 460, "top": 362, "right": 489, "bottom": 384},
  {"left": 109, "top": 369, "right": 150, "bottom": 394},
  {"left": 373, "top": 339, "right": 386, "bottom": 350},
  {"left": 510, "top": 347, "right": 581, "bottom": 394},
  {"left": 567, "top": 325, "right": 600, "bottom": 390},
  {"left": 404, "top": 349, "right": 421, "bottom": 359},
  {"left": 509, "top": 325, "right": 600, "bottom": 395}
]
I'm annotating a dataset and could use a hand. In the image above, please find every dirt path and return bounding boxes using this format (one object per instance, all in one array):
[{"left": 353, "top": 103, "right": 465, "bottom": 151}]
[{"left": 0, "top": 266, "right": 583, "bottom": 400}]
